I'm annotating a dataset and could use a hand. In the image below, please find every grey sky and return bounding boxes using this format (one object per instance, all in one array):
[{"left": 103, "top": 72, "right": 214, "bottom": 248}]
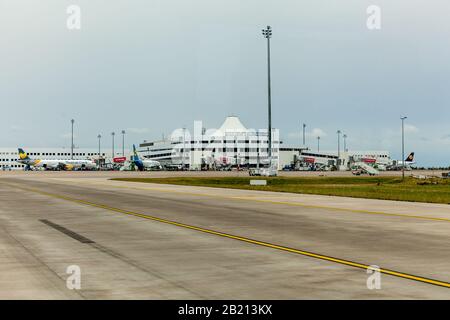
[{"left": 1, "top": 1, "right": 450, "bottom": 166}]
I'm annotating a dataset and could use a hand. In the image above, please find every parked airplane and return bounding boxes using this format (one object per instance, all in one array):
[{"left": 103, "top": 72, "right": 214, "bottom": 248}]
[
  {"left": 17, "top": 148, "right": 97, "bottom": 170},
  {"left": 387, "top": 152, "right": 415, "bottom": 170},
  {"left": 400, "top": 152, "right": 416, "bottom": 165},
  {"left": 131, "top": 145, "right": 162, "bottom": 171}
]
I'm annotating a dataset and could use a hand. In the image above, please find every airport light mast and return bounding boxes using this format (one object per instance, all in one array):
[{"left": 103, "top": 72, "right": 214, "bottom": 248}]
[
  {"left": 182, "top": 127, "right": 186, "bottom": 170},
  {"left": 302, "top": 123, "right": 306, "bottom": 146},
  {"left": 262, "top": 26, "right": 273, "bottom": 169},
  {"left": 111, "top": 132, "right": 115, "bottom": 160},
  {"left": 71, "top": 119, "right": 75, "bottom": 160},
  {"left": 97, "top": 134, "right": 102, "bottom": 167},
  {"left": 343, "top": 134, "right": 347, "bottom": 152},
  {"left": 257, "top": 130, "right": 260, "bottom": 170},
  {"left": 121, "top": 130, "right": 126, "bottom": 157},
  {"left": 201, "top": 127, "right": 205, "bottom": 161},
  {"left": 401, "top": 116, "right": 407, "bottom": 180},
  {"left": 337, "top": 130, "right": 342, "bottom": 168}
]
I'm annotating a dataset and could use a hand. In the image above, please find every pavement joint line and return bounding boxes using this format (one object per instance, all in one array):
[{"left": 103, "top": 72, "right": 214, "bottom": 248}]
[
  {"left": 9, "top": 183, "right": 450, "bottom": 289},
  {"left": 88, "top": 180, "right": 450, "bottom": 223}
]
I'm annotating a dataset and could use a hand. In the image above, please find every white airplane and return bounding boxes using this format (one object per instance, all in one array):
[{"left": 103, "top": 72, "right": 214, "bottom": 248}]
[
  {"left": 387, "top": 152, "right": 416, "bottom": 170},
  {"left": 17, "top": 148, "right": 97, "bottom": 170},
  {"left": 131, "top": 145, "right": 162, "bottom": 171},
  {"left": 398, "top": 152, "right": 416, "bottom": 166}
]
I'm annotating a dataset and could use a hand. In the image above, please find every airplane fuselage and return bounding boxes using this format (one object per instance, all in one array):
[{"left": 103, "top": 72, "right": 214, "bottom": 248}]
[
  {"left": 140, "top": 160, "right": 162, "bottom": 170},
  {"left": 18, "top": 159, "right": 97, "bottom": 170}
]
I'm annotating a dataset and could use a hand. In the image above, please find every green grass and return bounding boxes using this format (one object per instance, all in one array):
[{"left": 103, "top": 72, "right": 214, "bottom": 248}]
[{"left": 111, "top": 176, "right": 450, "bottom": 204}]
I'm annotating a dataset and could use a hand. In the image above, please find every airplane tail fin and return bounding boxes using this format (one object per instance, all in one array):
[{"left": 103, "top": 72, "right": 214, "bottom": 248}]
[
  {"left": 131, "top": 145, "right": 144, "bottom": 171},
  {"left": 405, "top": 152, "right": 414, "bottom": 162},
  {"left": 132, "top": 145, "right": 139, "bottom": 161},
  {"left": 18, "top": 148, "right": 30, "bottom": 160}
]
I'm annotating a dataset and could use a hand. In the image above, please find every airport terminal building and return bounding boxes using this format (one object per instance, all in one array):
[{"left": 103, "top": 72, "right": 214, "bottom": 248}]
[
  {"left": 1, "top": 116, "right": 391, "bottom": 172},
  {"left": 137, "top": 116, "right": 393, "bottom": 171},
  {"left": 138, "top": 116, "right": 281, "bottom": 169},
  {"left": 0, "top": 148, "right": 124, "bottom": 170},
  {"left": 294, "top": 150, "right": 391, "bottom": 170}
]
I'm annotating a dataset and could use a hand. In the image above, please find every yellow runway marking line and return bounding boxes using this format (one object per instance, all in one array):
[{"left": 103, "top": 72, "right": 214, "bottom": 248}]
[
  {"left": 78, "top": 180, "right": 450, "bottom": 223},
  {"left": 233, "top": 197, "right": 450, "bottom": 223},
  {"left": 10, "top": 183, "right": 450, "bottom": 289}
]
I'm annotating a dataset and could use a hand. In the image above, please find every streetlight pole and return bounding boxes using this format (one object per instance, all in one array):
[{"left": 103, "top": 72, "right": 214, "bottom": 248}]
[
  {"left": 337, "top": 130, "right": 342, "bottom": 166},
  {"left": 201, "top": 127, "right": 205, "bottom": 163},
  {"left": 71, "top": 119, "right": 75, "bottom": 160},
  {"left": 235, "top": 137, "right": 238, "bottom": 167},
  {"left": 343, "top": 134, "right": 347, "bottom": 152},
  {"left": 257, "top": 130, "right": 260, "bottom": 170},
  {"left": 111, "top": 132, "right": 115, "bottom": 160},
  {"left": 302, "top": 123, "right": 306, "bottom": 146},
  {"left": 401, "top": 116, "right": 407, "bottom": 180},
  {"left": 97, "top": 134, "right": 101, "bottom": 167},
  {"left": 317, "top": 136, "right": 320, "bottom": 152},
  {"left": 262, "top": 26, "right": 273, "bottom": 169},
  {"left": 182, "top": 127, "right": 186, "bottom": 170},
  {"left": 121, "top": 130, "right": 126, "bottom": 156}
]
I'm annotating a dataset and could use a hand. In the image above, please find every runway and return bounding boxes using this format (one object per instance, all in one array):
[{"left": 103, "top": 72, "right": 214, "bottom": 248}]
[{"left": 1, "top": 172, "right": 449, "bottom": 299}]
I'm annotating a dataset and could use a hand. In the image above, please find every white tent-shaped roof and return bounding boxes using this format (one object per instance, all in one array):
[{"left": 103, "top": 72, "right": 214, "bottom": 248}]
[{"left": 213, "top": 116, "right": 247, "bottom": 137}]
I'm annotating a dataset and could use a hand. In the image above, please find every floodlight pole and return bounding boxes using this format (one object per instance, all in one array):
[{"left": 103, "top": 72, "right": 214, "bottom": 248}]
[
  {"left": 343, "top": 134, "right": 347, "bottom": 152},
  {"left": 337, "top": 130, "right": 342, "bottom": 158},
  {"left": 257, "top": 130, "right": 260, "bottom": 170},
  {"left": 121, "top": 130, "right": 126, "bottom": 156},
  {"left": 401, "top": 116, "right": 407, "bottom": 180},
  {"left": 97, "top": 134, "right": 101, "bottom": 167},
  {"left": 201, "top": 127, "right": 205, "bottom": 162},
  {"left": 71, "top": 119, "right": 75, "bottom": 160},
  {"left": 182, "top": 127, "right": 186, "bottom": 170},
  {"left": 262, "top": 26, "right": 273, "bottom": 169},
  {"left": 111, "top": 132, "right": 115, "bottom": 160},
  {"left": 302, "top": 123, "right": 306, "bottom": 146}
]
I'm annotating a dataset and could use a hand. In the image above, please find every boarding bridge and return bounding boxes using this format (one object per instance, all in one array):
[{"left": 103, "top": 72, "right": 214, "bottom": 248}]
[{"left": 354, "top": 162, "right": 379, "bottom": 175}]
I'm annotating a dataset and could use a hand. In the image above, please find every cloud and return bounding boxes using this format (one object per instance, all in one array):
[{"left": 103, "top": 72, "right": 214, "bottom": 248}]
[
  {"left": 10, "top": 125, "right": 24, "bottom": 131},
  {"left": 404, "top": 124, "right": 419, "bottom": 133},
  {"left": 287, "top": 127, "right": 327, "bottom": 139},
  {"left": 307, "top": 128, "right": 327, "bottom": 138},
  {"left": 287, "top": 132, "right": 298, "bottom": 139},
  {"left": 126, "top": 127, "right": 150, "bottom": 134},
  {"left": 61, "top": 133, "right": 77, "bottom": 139}
]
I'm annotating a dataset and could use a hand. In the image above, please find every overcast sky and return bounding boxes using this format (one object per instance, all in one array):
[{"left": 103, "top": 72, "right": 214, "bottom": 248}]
[{"left": 1, "top": 1, "right": 450, "bottom": 166}]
